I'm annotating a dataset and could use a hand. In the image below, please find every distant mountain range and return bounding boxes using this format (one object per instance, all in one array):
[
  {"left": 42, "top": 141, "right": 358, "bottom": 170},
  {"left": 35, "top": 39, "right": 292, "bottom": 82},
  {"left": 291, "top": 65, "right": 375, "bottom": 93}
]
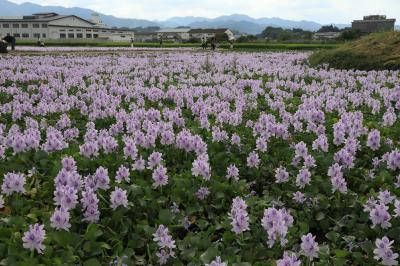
[{"left": 1, "top": 0, "right": 398, "bottom": 34}]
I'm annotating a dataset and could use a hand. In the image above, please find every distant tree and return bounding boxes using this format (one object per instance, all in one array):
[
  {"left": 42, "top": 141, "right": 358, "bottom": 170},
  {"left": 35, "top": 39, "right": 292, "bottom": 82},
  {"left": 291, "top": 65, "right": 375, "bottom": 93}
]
[
  {"left": 340, "top": 28, "right": 362, "bottom": 41},
  {"left": 260, "top": 26, "right": 313, "bottom": 41},
  {"left": 237, "top": 35, "right": 257, "bottom": 42},
  {"left": 317, "top": 25, "right": 341, "bottom": 33},
  {"left": 260, "top": 26, "right": 285, "bottom": 39}
]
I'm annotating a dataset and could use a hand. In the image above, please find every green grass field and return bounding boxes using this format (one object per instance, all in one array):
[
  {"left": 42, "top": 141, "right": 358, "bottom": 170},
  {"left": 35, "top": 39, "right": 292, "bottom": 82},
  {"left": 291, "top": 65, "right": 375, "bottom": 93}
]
[{"left": 16, "top": 39, "right": 340, "bottom": 51}]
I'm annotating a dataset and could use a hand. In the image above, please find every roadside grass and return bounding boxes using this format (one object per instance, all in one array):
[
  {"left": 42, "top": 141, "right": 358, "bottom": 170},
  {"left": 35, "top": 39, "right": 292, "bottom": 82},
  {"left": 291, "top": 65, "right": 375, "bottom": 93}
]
[{"left": 309, "top": 31, "right": 400, "bottom": 70}]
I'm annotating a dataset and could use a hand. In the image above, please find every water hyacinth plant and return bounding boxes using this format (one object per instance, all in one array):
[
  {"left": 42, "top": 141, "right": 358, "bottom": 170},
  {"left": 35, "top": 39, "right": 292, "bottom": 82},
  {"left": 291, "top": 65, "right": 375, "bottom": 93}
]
[{"left": 0, "top": 48, "right": 399, "bottom": 265}]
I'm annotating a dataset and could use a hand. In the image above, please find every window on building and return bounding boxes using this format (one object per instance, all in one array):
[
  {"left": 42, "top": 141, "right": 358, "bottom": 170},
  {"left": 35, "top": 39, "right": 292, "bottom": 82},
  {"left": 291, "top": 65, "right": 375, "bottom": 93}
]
[
  {"left": 21, "top": 24, "right": 28, "bottom": 28},
  {"left": 12, "top": 24, "right": 19, "bottom": 28},
  {"left": 13, "top": 33, "right": 20, "bottom": 38},
  {"left": 42, "top": 33, "right": 46, "bottom": 38},
  {"left": 102, "top": 30, "right": 107, "bottom": 33},
  {"left": 59, "top": 29, "right": 65, "bottom": 32},
  {"left": 60, "top": 33, "right": 66, "bottom": 38},
  {"left": 41, "top": 24, "right": 47, "bottom": 28},
  {"left": 86, "top": 29, "right": 92, "bottom": 32},
  {"left": 69, "top": 29, "right": 74, "bottom": 32},
  {"left": 76, "top": 33, "right": 83, "bottom": 38},
  {"left": 93, "top": 30, "right": 98, "bottom": 32},
  {"left": 93, "top": 34, "right": 98, "bottom": 38},
  {"left": 33, "top": 33, "right": 40, "bottom": 38},
  {"left": 32, "top": 24, "right": 40, "bottom": 28},
  {"left": 68, "top": 33, "right": 74, "bottom": 38},
  {"left": 22, "top": 33, "right": 29, "bottom": 38},
  {"left": 3, "top": 24, "right": 9, "bottom": 28},
  {"left": 86, "top": 34, "right": 92, "bottom": 38},
  {"left": 76, "top": 29, "right": 81, "bottom": 32}
]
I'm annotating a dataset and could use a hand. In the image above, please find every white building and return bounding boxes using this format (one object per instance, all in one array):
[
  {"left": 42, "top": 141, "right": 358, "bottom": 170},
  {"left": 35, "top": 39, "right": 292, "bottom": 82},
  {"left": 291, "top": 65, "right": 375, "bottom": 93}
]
[
  {"left": 156, "top": 28, "right": 191, "bottom": 41},
  {"left": 312, "top": 32, "right": 341, "bottom": 40},
  {"left": 0, "top": 13, "right": 134, "bottom": 41}
]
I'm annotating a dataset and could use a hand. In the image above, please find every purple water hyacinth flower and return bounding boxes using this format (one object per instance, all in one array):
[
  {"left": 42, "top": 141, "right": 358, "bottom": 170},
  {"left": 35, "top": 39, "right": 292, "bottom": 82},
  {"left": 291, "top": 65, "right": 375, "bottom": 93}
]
[
  {"left": 132, "top": 157, "right": 146, "bottom": 171},
  {"left": 226, "top": 164, "right": 239, "bottom": 181},
  {"left": 369, "top": 203, "right": 392, "bottom": 229},
  {"left": 275, "top": 166, "right": 289, "bottom": 183},
  {"left": 152, "top": 165, "right": 169, "bottom": 188},
  {"left": 22, "top": 223, "right": 46, "bottom": 254},
  {"left": 231, "top": 133, "right": 241, "bottom": 145},
  {"left": 147, "top": 151, "right": 163, "bottom": 169},
  {"left": 196, "top": 187, "right": 210, "bottom": 200},
  {"left": 312, "top": 134, "right": 329, "bottom": 152},
  {"left": 205, "top": 256, "right": 228, "bottom": 266},
  {"left": 394, "top": 200, "right": 400, "bottom": 218},
  {"left": 228, "top": 197, "right": 250, "bottom": 234},
  {"left": 296, "top": 168, "right": 311, "bottom": 188},
  {"left": 61, "top": 156, "right": 77, "bottom": 172},
  {"left": 328, "top": 163, "right": 347, "bottom": 194},
  {"left": 50, "top": 207, "right": 71, "bottom": 231},
  {"left": 367, "top": 129, "right": 381, "bottom": 151},
  {"left": 276, "top": 252, "right": 301, "bottom": 266},
  {"left": 1, "top": 172, "right": 26, "bottom": 195},
  {"left": 94, "top": 166, "right": 110, "bottom": 190},
  {"left": 115, "top": 165, "right": 130, "bottom": 183},
  {"left": 300, "top": 233, "right": 319, "bottom": 259},
  {"left": 294, "top": 141, "right": 308, "bottom": 158},
  {"left": 191, "top": 156, "right": 211, "bottom": 181},
  {"left": 247, "top": 151, "right": 260, "bottom": 168},
  {"left": 261, "top": 207, "right": 294, "bottom": 247},
  {"left": 110, "top": 187, "right": 129, "bottom": 210},
  {"left": 378, "top": 190, "right": 396, "bottom": 205},
  {"left": 153, "top": 225, "right": 176, "bottom": 265},
  {"left": 374, "top": 237, "right": 399, "bottom": 266},
  {"left": 53, "top": 185, "right": 78, "bottom": 210},
  {"left": 292, "top": 191, "right": 306, "bottom": 203}
]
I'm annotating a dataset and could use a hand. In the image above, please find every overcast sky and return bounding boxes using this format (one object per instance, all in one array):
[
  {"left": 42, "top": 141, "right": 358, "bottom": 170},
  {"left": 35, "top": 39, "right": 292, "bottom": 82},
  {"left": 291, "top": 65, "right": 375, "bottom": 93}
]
[{"left": 8, "top": 0, "right": 400, "bottom": 24}]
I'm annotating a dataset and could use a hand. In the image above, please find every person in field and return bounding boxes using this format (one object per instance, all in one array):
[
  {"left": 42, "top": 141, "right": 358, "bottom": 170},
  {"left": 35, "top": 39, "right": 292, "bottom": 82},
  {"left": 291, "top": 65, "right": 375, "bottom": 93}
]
[
  {"left": 0, "top": 39, "right": 7, "bottom": 53},
  {"left": 130, "top": 37, "right": 134, "bottom": 48},
  {"left": 3, "top": 34, "right": 15, "bottom": 51}
]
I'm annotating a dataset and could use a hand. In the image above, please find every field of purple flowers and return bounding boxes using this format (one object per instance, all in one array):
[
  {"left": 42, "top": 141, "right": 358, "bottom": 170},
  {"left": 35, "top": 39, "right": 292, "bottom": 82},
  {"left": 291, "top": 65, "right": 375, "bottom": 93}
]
[{"left": 0, "top": 49, "right": 400, "bottom": 265}]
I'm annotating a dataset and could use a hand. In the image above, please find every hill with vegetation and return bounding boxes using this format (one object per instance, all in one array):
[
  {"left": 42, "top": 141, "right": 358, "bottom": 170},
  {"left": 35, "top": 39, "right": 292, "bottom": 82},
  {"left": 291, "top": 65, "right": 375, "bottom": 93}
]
[{"left": 309, "top": 31, "right": 400, "bottom": 70}]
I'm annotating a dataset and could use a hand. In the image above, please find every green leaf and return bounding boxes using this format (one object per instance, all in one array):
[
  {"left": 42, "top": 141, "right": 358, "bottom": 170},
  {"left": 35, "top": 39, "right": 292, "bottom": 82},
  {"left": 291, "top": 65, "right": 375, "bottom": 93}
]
[
  {"left": 85, "top": 224, "right": 103, "bottom": 241},
  {"left": 200, "top": 247, "right": 219, "bottom": 264},
  {"left": 335, "top": 249, "right": 349, "bottom": 258},
  {"left": 158, "top": 209, "right": 174, "bottom": 225},
  {"left": 83, "top": 258, "right": 100, "bottom": 266},
  {"left": 316, "top": 212, "right": 325, "bottom": 221},
  {"left": 326, "top": 231, "right": 340, "bottom": 243}
]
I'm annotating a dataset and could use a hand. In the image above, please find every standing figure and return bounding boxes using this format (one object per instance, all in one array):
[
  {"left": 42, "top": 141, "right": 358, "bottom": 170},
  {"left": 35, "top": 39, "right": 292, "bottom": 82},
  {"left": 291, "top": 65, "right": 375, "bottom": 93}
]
[
  {"left": 210, "top": 38, "right": 216, "bottom": 51},
  {"left": 130, "top": 37, "right": 134, "bottom": 48},
  {"left": 159, "top": 36, "right": 163, "bottom": 48}
]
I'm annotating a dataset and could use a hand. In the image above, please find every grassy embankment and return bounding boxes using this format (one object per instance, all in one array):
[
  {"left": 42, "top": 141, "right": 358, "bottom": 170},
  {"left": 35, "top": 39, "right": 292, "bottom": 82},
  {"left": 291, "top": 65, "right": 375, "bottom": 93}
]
[
  {"left": 309, "top": 31, "right": 400, "bottom": 70},
  {"left": 16, "top": 39, "right": 339, "bottom": 51}
]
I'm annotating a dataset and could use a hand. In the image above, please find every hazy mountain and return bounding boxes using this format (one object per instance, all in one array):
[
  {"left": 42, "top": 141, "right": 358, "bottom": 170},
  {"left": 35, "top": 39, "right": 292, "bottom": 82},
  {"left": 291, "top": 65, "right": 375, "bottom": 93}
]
[
  {"left": 0, "top": 0, "right": 398, "bottom": 34},
  {"left": 189, "top": 20, "right": 265, "bottom": 35},
  {"left": 0, "top": 0, "right": 159, "bottom": 28},
  {"left": 161, "top": 16, "right": 210, "bottom": 27}
]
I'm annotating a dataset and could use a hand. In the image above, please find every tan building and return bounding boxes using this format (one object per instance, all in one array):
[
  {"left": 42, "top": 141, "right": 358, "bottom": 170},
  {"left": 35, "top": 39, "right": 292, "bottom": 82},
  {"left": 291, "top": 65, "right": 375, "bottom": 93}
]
[
  {"left": 0, "top": 13, "right": 135, "bottom": 41},
  {"left": 189, "top": 28, "right": 235, "bottom": 41},
  {"left": 352, "top": 15, "right": 396, "bottom": 34}
]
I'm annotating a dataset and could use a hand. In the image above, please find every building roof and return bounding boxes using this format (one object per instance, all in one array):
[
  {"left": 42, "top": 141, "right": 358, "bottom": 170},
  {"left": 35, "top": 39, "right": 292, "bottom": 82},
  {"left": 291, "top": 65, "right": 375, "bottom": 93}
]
[
  {"left": 188, "top": 28, "right": 229, "bottom": 34},
  {"left": 0, "top": 13, "right": 95, "bottom": 25},
  {"left": 157, "top": 28, "right": 191, "bottom": 33}
]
